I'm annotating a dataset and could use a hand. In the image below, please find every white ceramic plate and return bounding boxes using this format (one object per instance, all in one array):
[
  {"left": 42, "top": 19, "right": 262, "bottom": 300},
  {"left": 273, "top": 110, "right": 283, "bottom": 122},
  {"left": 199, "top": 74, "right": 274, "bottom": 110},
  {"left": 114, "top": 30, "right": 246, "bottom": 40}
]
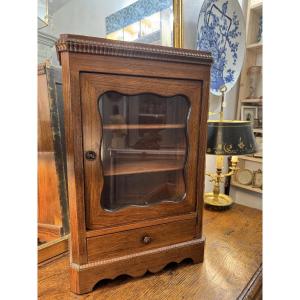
[
  {"left": 235, "top": 169, "right": 253, "bottom": 185},
  {"left": 196, "top": 0, "right": 245, "bottom": 95}
]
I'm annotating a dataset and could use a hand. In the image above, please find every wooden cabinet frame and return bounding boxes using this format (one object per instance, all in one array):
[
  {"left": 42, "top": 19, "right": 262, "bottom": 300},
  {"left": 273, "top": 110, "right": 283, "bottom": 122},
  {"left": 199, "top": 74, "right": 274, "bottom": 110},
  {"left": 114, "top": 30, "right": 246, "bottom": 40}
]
[
  {"left": 81, "top": 73, "right": 202, "bottom": 228},
  {"left": 56, "top": 34, "right": 212, "bottom": 294}
]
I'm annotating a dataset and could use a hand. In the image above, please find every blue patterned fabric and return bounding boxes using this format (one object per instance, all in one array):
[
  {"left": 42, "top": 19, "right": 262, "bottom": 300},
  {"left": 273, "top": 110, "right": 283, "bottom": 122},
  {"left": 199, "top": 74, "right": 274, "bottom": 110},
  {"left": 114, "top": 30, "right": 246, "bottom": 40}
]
[{"left": 106, "top": 0, "right": 172, "bottom": 34}]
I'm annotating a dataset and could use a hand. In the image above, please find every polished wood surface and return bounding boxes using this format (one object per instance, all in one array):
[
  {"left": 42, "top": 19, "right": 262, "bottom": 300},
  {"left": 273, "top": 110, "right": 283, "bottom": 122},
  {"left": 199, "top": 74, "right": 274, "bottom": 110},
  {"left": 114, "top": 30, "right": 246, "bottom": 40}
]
[
  {"left": 57, "top": 34, "right": 212, "bottom": 293},
  {"left": 86, "top": 219, "right": 196, "bottom": 262},
  {"left": 38, "top": 152, "right": 61, "bottom": 241},
  {"left": 38, "top": 204, "right": 262, "bottom": 299},
  {"left": 237, "top": 264, "right": 262, "bottom": 300},
  {"left": 80, "top": 72, "right": 202, "bottom": 228},
  {"left": 38, "top": 235, "right": 69, "bottom": 264}
]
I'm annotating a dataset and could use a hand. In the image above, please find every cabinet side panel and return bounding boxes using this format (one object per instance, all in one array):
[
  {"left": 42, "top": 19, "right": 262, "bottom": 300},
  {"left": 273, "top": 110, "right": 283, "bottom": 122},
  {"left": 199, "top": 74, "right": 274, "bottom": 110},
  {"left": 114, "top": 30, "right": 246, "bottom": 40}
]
[
  {"left": 61, "top": 52, "right": 87, "bottom": 264},
  {"left": 196, "top": 79, "right": 210, "bottom": 237}
]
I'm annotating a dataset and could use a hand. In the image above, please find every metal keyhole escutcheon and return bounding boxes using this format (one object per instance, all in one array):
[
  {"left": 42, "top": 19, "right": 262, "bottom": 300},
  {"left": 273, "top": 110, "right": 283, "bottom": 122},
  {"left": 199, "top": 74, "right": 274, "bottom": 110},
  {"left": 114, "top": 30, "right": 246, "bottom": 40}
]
[{"left": 85, "top": 151, "right": 96, "bottom": 161}]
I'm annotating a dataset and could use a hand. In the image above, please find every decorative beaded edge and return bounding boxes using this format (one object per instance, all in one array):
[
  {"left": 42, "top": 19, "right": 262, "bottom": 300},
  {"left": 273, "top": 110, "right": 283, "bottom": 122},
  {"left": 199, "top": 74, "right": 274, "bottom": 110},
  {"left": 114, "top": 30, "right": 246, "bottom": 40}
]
[{"left": 56, "top": 36, "right": 213, "bottom": 65}]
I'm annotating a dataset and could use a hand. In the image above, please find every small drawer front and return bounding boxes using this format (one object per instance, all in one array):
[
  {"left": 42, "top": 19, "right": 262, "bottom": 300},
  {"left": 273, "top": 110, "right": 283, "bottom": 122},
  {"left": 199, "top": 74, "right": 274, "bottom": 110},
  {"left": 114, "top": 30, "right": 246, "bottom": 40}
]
[{"left": 87, "top": 218, "right": 196, "bottom": 262}]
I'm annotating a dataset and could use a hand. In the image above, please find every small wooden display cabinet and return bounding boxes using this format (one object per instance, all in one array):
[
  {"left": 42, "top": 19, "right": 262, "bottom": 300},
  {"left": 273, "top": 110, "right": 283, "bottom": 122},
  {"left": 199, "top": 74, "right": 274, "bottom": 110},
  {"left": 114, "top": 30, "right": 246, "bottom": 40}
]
[{"left": 56, "top": 34, "right": 212, "bottom": 294}]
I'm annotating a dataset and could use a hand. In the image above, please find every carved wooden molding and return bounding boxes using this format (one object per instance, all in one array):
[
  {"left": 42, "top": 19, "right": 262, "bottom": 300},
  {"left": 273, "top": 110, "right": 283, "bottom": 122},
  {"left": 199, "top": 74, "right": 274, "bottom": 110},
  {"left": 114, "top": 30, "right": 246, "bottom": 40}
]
[
  {"left": 56, "top": 34, "right": 213, "bottom": 65},
  {"left": 71, "top": 238, "right": 204, "bottom": 271}
]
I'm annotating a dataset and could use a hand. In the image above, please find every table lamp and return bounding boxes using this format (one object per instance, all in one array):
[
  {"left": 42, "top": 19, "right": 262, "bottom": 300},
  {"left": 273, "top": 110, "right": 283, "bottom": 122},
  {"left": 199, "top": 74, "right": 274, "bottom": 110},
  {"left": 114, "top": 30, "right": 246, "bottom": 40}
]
[{"left": 205, "top": 87, "right": 256, "bottom": 210}]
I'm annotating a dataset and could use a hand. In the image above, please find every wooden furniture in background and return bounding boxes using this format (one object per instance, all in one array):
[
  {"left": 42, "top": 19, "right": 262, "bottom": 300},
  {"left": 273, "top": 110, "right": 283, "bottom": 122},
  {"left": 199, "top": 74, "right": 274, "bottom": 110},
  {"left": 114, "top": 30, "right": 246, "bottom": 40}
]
[
  {"left": 56, "top": 34, "right": 212, "bottom": 294},
  {"left": 38, "top": 204, "right": 262, "bottom": 299},
  {"left": 38, "top": 235, "right": 69, "bottom": 264},
  {"left": 38, "top": 63, "right": 69, "bottom": 243},
  {"left": 233, "top": 0, "right": 263, "bottom": 196}
]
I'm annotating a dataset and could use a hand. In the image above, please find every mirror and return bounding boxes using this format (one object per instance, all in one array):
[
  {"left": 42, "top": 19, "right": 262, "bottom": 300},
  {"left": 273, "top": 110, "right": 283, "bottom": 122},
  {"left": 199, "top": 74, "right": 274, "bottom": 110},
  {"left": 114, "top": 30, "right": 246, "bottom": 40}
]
[
  {"left": 38, "top": 63, "right": 69, "bottom": 263},
  {"left": 105, "top": 0, "right": 182, "bottom": 47},
  {"left": 38, "top": 0, "right": 183, "bottom": 263}
]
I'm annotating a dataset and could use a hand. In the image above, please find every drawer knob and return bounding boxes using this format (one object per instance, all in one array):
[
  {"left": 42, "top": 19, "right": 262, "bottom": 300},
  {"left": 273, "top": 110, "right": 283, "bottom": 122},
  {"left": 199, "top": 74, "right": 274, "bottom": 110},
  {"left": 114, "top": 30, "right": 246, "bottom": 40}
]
[
  {"left": 143, "top": 236, "right": 151, "bottom": 244},
  {"left": 85, "top": 151, "right": 96, "bottom": 161}
]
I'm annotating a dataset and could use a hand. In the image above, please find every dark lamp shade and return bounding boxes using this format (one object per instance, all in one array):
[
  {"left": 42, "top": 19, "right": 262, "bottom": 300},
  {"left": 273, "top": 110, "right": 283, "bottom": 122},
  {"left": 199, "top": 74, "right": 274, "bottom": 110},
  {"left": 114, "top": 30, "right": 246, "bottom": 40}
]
[{"left": 207, "top": 120, "right": 256, "bottom": 155}]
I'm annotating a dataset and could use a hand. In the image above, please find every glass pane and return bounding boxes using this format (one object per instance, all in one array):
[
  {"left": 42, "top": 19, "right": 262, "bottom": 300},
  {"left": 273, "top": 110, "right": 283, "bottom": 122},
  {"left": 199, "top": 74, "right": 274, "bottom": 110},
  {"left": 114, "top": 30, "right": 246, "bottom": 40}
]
[{"left": 99, "top": 92, "right": 190, "bottom": 211}]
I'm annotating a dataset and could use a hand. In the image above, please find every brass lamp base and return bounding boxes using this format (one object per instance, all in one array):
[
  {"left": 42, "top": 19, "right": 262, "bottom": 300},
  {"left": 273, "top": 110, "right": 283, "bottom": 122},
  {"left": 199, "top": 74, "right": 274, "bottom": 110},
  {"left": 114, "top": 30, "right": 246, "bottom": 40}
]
[{"left": 204, "top": 192, "right": 233, "bottom": 211}]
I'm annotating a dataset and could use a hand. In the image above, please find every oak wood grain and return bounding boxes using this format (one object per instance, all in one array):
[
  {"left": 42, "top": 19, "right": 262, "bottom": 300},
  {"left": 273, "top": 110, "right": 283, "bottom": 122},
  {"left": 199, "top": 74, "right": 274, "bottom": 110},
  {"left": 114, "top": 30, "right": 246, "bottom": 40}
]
[
  {"left": 38, "top": 235, "right": 69, "bottom": 264},
  {"left": 81, "top": 72, "right": 202, "bottom": 229},
  {"left": 86, "top": 218, "right": 196, "bottom": 262},
  {"left": 38, "top": 152, "right": 61, "bottom": 238},
  {"left": 56, "top": 34, "right": 213, "bottom": 65},
  {"left": 57, "top": 35, "right": 212, "bottom": 294},
  {"left": 38, "top": 204, "right": 262, "bottom": 299},
  {"left": 38, "top": 223, "right": 63, "bottom": 242},
  {"left": 237, "top": 264, "right": 262, "bottom": 300}
]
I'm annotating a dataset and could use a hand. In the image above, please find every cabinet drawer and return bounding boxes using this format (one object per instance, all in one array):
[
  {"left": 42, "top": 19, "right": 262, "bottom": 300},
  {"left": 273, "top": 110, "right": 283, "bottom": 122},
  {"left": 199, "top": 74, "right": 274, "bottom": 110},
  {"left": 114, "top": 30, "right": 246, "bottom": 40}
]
[{"left": 87, "top": 218, "right": 196, "bottom": 262}]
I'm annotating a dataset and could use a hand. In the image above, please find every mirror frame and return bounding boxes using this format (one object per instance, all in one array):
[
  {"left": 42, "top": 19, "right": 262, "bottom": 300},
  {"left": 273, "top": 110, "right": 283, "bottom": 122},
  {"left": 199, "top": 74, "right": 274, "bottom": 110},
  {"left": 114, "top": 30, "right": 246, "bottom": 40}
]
[{"left": 173, "top": 0, "right": 183, "bottom": 48}]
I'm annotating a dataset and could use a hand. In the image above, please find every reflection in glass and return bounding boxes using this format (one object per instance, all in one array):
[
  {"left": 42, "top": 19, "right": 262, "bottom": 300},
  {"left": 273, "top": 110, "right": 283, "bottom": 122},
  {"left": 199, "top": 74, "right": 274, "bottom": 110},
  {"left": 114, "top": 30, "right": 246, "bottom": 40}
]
[{"left": 98, "top": 92, "right": 190, "bottom": 211}]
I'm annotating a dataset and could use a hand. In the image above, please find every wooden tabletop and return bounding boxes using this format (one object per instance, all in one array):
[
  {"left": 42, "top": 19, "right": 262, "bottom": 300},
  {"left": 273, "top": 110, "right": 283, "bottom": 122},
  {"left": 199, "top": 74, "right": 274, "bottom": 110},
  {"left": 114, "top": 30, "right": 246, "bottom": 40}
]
[{"left": 38, "top": 204, "right": 262, "bottom": 300}]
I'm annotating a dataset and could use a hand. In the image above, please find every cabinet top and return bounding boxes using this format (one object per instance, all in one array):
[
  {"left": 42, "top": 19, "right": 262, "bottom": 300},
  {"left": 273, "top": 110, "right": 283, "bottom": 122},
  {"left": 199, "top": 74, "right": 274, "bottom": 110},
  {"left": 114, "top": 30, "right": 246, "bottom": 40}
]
[{"left": 56, "top": 34, "right": 213, "bottom": 66}]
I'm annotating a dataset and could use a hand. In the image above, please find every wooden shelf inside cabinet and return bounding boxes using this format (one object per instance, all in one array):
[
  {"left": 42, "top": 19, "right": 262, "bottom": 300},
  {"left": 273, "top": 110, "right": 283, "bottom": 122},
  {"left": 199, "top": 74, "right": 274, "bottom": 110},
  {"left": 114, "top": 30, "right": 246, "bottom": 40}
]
[
  {"left": 231, "top": 180, "right": 262, "bottom": 194},
  {"left": 107, "top": 148, "right": 186, "bottom": 156},
  {"left": 103, "top": 124, "right": 185, "bottom": 130},
  {"left": 103, "top": 159, "right": 184, "bottom": 176}
]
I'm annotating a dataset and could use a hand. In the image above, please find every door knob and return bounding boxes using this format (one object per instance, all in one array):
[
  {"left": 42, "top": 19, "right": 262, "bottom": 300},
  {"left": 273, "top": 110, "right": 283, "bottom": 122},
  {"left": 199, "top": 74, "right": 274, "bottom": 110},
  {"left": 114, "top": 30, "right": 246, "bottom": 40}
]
[{"left": 85, "top": 151, "right": 96, "bottom": 161}]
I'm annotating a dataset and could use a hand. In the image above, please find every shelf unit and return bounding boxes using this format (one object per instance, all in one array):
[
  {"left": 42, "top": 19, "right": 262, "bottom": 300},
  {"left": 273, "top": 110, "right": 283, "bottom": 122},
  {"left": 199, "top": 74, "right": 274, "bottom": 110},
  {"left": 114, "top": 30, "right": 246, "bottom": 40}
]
[
  {"left": 233, "top": 0, "right": 263, "bottom": 196},
  {"left": 231, "top": 180, "right": 262, "bottom": 194},
  {"left": 236, "top": 0, "right": 263, "bottom": 119},
  {"left": 238, "top": 155, "right": 262, "bottom": 163},
  {"left": 253, "top": 128, "right": 262, "bottom": 134},
  {"left": 241, "top": 98, "right": 262, "bottom": 104},
  {"left": 231, "top": 154, "right": 262, "bottom": 194}
]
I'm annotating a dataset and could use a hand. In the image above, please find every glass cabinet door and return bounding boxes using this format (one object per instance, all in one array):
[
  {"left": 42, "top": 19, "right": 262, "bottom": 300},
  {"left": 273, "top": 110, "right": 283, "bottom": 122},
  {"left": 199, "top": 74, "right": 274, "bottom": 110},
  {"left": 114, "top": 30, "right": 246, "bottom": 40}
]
[
  {"left": 99, "top": 92, "right": 190, "bottom": 211},
  {"left": 81, "top": 73, "right": 202, "bottom": 228}
]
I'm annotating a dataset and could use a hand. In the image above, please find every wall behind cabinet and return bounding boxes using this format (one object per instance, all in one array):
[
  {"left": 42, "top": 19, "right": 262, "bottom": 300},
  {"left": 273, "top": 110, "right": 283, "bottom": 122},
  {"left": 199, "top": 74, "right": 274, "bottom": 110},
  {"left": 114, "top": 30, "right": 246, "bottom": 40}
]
[{"left": 39, "top": 0, "right": 258, "bottom": 205}]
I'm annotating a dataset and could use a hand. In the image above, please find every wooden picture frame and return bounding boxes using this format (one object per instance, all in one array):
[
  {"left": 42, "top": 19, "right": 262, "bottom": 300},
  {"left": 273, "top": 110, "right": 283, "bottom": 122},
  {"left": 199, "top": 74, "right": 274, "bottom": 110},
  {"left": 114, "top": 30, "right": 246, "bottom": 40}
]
[
  {"left": 252, "top": 169, "right": 262, "bottom": 188},
  {"left": 241, "top": 105, "right": 258, "bottom": 125}
]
